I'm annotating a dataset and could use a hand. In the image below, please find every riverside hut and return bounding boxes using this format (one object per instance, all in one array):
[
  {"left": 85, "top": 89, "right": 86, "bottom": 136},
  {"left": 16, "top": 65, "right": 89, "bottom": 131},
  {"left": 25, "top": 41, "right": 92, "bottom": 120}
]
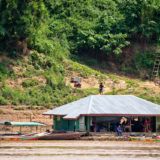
[{"left": 43, "top": 95, "right": 160, "bottom": 132}]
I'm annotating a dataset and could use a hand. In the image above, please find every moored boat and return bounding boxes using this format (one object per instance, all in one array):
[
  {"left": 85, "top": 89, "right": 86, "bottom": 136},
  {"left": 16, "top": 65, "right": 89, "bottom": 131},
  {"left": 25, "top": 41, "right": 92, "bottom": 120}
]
[
  {"left": 39, "top": 132, "right": 86, "bottom": 140},
  {"left": 0, "top": 132, "right": 48, "bottom": 141},
  {"left": 130, "top": 136, "right": 155, "bottom": 142}
]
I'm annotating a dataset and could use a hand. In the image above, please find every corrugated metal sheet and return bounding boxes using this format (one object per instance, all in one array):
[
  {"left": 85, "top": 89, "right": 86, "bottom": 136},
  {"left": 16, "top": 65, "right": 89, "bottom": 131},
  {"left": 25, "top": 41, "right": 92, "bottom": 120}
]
[
  {"left": 43, "top": 95, "right": 160, "bottom": 119},
  {"left": 0, "top": 120, "right": 10, "bottom": 125}
]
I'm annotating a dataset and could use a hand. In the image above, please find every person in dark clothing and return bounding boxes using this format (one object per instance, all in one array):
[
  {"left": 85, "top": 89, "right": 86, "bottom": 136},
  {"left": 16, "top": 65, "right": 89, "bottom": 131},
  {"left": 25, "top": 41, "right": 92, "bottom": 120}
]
[{"left": 99, "top": 83, "right": 104, "bottom": 95}]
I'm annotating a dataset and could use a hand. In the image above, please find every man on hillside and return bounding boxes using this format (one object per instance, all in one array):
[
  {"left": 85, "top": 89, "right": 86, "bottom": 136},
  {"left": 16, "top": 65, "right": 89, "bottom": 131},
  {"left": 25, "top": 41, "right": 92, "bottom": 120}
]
[{"left": 99, "top": 83, "right": 104, "bottom": 95}]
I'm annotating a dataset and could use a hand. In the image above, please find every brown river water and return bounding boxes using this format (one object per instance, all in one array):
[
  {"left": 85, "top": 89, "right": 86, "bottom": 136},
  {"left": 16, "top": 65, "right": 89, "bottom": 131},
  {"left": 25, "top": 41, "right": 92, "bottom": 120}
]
[{"left": 0, "top": 141, "right": 160, "bottom": 160}]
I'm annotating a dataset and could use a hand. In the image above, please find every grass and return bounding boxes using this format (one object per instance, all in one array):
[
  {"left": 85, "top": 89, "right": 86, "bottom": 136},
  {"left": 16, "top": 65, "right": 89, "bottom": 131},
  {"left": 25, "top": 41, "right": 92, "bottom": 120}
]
[
  {"left": 0, "top": 49, "right": 160, "bottom": 110},
  {"left": 125, "top": 79, "right": 139, "bottom": 88},
  {"left": 65, "top": 59, "right": 106, "bottom": 83}
]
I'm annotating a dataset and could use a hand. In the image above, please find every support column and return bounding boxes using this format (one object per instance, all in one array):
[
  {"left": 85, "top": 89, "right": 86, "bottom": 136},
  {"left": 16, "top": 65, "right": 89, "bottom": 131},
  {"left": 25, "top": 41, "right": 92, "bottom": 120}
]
[
  {"left": 86, "top": 116, "right": 90, "bottom": 132},
  {"left": 75, "top": 119, "right": 79, "bottom": 131},
  {"left": 156, "top": 117, "right": 160, "bottom": 132}
]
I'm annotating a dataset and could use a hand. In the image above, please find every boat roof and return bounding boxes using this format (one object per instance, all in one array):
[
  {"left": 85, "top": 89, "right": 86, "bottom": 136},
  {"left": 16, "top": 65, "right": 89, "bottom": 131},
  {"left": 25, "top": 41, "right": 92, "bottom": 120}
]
[
  {"left": 43, "top": 95, "right": 160, "bottom": 120},
  {"left": 4, "top": 121, "right": 46, "bottom": 126}
]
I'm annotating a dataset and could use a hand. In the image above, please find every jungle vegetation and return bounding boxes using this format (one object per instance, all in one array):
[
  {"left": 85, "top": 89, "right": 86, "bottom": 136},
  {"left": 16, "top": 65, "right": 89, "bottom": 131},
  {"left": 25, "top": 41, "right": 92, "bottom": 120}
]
[{"left": 0, "top": 0, "right": 160, "bottom": 107}]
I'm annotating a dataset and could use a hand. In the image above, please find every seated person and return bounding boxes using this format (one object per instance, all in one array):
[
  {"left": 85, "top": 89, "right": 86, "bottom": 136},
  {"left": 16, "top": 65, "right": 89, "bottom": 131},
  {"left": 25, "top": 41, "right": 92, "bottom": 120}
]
[{"left": 116, "top": 125, "right": 123, "bottom": 136}]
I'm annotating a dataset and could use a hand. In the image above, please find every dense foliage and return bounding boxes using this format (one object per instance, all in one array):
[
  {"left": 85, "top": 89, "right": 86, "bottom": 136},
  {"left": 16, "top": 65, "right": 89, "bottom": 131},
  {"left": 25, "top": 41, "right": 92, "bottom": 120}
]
[
  {"left": 1, "top": 0, "right": 160, "bottom": 55},
  {"left": 117, "top": 0, "right": 160, "bottom": 42},
  {"left": 0, "top": 0, "right": 47, "bottom": 42},
  {"left": 46, "top": 0, "right": 129, "bottom": 55},
  {"left": 0, "top": 0, "right": 160, "bottom": 107}
]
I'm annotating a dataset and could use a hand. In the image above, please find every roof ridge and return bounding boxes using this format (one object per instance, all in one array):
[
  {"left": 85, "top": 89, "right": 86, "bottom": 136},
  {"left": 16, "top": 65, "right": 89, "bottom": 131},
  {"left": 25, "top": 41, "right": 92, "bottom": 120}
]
[{"left": 87, "top": 95, "right": 93, "bottom": 114}]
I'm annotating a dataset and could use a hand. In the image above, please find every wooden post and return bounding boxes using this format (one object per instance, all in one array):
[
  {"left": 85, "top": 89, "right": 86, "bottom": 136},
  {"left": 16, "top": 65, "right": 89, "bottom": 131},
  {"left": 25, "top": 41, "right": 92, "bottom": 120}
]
[
  {"left": 30, "top": 114, "right": 32, "bottom": 122},
  {"left": 30, "top": 126, "right": 32, "bottom": 133},
  {"left": 76, "top": 119, "right": 79, "bottom": 131},
  {"left": 108, "top": 122, "right": 110, "bottom": 132},
  {"left": 94, "top": 122, "right": 97, "bottom": 132}
]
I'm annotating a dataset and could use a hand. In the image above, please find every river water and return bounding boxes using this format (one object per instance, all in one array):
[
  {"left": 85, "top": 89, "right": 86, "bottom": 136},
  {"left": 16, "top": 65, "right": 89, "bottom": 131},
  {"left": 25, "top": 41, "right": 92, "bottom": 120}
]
[{"left": 0, "top": 141, "right": 160, "bottom": 160}]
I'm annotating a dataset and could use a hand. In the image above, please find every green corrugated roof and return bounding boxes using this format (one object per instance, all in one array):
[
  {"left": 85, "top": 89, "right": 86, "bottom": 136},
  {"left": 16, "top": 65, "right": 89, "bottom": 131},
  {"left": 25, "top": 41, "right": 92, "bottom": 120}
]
[{"left": 5, "top": 122, "right": 46, "bottom": 126}]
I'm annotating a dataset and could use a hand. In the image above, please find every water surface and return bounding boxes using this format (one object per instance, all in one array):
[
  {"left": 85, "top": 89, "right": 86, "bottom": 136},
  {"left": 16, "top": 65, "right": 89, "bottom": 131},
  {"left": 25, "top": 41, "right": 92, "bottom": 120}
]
[{"left": 0, "top": 140, "right": 160, "bottom": 160}]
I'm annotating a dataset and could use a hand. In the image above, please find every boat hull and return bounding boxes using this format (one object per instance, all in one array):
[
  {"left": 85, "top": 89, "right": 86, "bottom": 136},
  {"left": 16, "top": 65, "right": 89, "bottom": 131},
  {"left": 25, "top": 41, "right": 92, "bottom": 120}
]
[
  {"left": 0, "top": 133, "right": 47, "bottom": 141},
  {"left": 39, "top": 132, "right": 81, "bottom": 140},
  {"left": 130, "top": 136, "right": 155, "bottom": 142}
]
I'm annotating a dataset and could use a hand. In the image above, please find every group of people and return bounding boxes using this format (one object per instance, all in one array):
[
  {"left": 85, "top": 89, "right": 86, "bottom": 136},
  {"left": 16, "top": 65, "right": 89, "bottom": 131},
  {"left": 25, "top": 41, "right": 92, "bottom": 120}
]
[{"left": 116, "top": 118, "right": 151, "bottom": 136}]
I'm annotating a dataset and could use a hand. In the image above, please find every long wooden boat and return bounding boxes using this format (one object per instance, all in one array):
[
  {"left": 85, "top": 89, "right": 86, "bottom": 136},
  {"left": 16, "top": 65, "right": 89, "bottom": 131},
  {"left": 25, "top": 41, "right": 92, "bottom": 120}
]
[
  {"left": 39, "top": 132, "right": 85, "bottom": 140},
  {"left": 130, "top": 136, "right": 155, "bottom": 142},
  {"left": 0, "top": 132, "right": 47, "bottom": 141}
]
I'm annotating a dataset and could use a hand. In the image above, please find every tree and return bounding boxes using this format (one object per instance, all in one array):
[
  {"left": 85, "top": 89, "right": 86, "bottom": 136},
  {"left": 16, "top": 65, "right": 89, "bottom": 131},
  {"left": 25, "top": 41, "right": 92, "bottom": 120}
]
[
  {"left": 0, "top": 0, "right": 48, "bottom": 50},
  {"left": 47, "top": 0, "right": 129, "bottom": 56},
  {"left": 117, "top": 0, "right": 160, "bottom": 42}
]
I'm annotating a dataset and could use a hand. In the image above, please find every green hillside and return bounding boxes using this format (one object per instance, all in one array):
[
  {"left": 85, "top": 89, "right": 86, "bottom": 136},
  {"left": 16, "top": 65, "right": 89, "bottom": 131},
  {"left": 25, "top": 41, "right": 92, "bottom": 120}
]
[{"left": 0, "top": 0, "right": 160, "bottom": 110}]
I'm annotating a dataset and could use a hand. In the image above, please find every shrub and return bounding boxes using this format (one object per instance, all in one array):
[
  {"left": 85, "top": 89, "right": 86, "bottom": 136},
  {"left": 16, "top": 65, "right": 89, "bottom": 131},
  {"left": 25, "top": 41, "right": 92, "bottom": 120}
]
[
  {"left": 30, "top": 51, "right": 39, "bottom": 61},
  {"left": 0, "top": 96, "right": 8, "bottom": 105},
  {"left": 0, "top": 59, "right": 10, "bottom": 75},
  {"left": 45, "top": 57, "right": 56, "bottom": 68},
  {"left": 22, "top": 79, "right": 40, "bottom": 88},
  {"left": 45, "top": 72, "right": 66, "bottom": 90},
  {"left": 12, "top": 99, "right": 18, "bottom": 105},
  {"left": 22, "top": 72, "right": 32, "bottom": 78},
  {"left": 34, "top": 63, "right": 40, "bottom": 70}
]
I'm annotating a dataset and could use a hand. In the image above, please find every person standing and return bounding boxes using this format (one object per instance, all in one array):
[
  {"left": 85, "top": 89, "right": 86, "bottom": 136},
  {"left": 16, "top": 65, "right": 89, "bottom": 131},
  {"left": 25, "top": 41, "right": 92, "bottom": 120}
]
[
  {"left": 144, "top": 118, "right": 150, "bottom": 132},
  {"left": 99, "top": 83, "right": 104, "bottom": 95}
]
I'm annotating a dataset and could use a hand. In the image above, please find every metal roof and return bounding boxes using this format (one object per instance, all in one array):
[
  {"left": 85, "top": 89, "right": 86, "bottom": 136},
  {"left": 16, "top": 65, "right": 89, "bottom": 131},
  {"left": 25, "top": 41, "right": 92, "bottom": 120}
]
[
  {"left": 0, "top": 120, "right": 10, "bottom": 125},
  {"left": 43, "top": 95, "right": 160, "bottom": 119},
  {"left": 4, "top": 122, "right": 46, "bottom": 126}
]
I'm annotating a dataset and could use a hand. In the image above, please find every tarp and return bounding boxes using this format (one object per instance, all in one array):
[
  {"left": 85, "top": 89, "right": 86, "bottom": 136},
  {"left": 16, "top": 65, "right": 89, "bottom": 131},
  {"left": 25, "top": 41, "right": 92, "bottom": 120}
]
[
  {"left": 43, "top": 95, "right": 160, "bottom": 120},
  {"left": 4, "top": 122, "right": 46, "bottom": 126}
]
